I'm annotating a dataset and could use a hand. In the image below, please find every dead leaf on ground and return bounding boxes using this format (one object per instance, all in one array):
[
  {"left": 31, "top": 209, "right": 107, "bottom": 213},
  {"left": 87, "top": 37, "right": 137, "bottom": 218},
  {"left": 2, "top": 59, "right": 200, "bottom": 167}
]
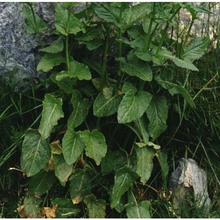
[{"left": 43, "top": 205, "right": 58, "bottom": 218}]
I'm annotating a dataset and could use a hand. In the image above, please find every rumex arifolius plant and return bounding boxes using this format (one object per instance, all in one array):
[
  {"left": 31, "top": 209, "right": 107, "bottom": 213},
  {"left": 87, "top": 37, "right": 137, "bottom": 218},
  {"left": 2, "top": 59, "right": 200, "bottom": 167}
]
[{"left": 19, "top": 2, "right": 209, "bottom": 218}]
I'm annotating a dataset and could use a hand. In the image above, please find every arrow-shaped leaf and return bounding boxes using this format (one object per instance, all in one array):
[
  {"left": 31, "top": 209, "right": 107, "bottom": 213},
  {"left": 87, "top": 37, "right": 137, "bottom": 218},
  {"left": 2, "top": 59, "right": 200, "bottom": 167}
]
[
  {"left": 20, "top": 130, "right": 50, "bottom": 177},
  {"left": 38, "top": 94, "right": 64, "bottom": 140}
]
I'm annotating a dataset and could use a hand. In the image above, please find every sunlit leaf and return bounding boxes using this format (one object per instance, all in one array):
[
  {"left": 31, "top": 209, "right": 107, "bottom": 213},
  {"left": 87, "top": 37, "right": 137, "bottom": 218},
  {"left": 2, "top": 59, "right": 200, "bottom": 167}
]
[
  {"left": 54, "top": 155, "right": 73, "bottom": 186},
  {"left": 37, "top": 53, "right": 65, "bottom": 72},
  {"left": 67, "top": 90, "right": 90, "bottom": 129},
  {"left": 122, "top": 3, "right": 152, "bottom": 30},
  {"left": 38, "top": 94, "right": 64, "bottom": 140},
  {"left": 43, "top": 205, "right": 57, "bottom": 218},
  {"left": 50, "top": 140, "right": 62, "bottom": 155},
  {"left": 20, "top": 130, "right": 50, "bottom": 177},
  {"left": 118, "top": 90, "right": 152, "bottom": 124},
  {"left": 182, "top": 37, "right": 209, "bottom": 62},
  {"left": 126, "top": 191, "right": 151, "bottom": 218},
  {"left": 62, "top": 130, "right": 85, "bottom": 165},
  {"left": 55, "top": 3, "right": 83, "bottom": 35},
  {"left": 120, "top": 58, "right": 153, "bottom": 81},
  {"left": 80, "top": 130, "right": 107, "bottom": 165},
  {"left": 39, "top": 37, "right": 64, "bottom": 54},
  {"left": 134, "top": 143, "right": 155, "bottom": 184},
  {"left": 93, "top": 87, "right": 122, "bottom": 117},
  {"left": 84, "top": 195, "right": 106, "bottom": 218}
]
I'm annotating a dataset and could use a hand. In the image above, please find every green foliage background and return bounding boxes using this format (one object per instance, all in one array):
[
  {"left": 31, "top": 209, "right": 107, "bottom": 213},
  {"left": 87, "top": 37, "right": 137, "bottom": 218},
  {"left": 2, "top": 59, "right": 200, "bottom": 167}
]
[{"left": 0, "top": 2, "right": 220, "bottom": 218}]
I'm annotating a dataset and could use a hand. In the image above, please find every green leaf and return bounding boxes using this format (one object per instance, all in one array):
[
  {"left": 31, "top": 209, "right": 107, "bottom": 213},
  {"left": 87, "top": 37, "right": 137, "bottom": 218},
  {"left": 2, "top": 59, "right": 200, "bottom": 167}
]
[
  {"left": 54, "top": 155, "right": 73, "bottom": 187},
  {"left": 55, "top": 3, "right": 83, "bottom": 35},
  {"left": 56, "top": 60, "right": 91, "bottom": 81},
  {"left": 69, "top": 169, "right": 92, "bottom": 204},
  {"left": 182, "top": 37, "right": 209, "bottom": 62},
  {"left": 93, "top": 3, "right": 120, "bottom": 26},
  {"left": 156, "top": 77, "right": 195, "bottom": 108},
  {"left": 118, "top": 90, "right": 152, "bottom": 124},
  {"left": 38, "top": 94, "right": 64, "bottom": 140},
  {"left": 23, "top": 195, "right": 42, "bottom": 218},
  {"left": 157, "top": 48, "right": 198, "bottom": 71},
  {"left": 120, "top": 58, "right": 152, "bottom": 81},
  {"left": 146, "top": 97, "right": 168, "bottom": 141},
  {"left": 126, "top": 191, "right": 151, "bottom": 218},
  {"left": 62, "top": 130, "right": 85, "bottom": 165},
  {"left": 80, "top": 130, "right": 107, "bottom": 165},
  {"left": 122, "top": 3, "right": 152, "bottom": 30},
  {"left": 101, "top": 150, "right": 127, "bottom": 175},
  {"left": 134, "top": 117, "right": 149, "bottom": 144},
  {"left": 23, "top": 4, "right": 47, "bottom": 34},
  {"left": 20, "top": 130, "right": 50, "bottom": 177},
  {"left": 52, "top": 198, "right": 80, "bottom": 218},
  {"left": 28, "top": 171, "right": 56, "bottom": 196},
  {"left": 156, "top": 151, "right": 169, "bottom": 189},
  {"left": 93, "top": 87, "right": 122, "bottom": 117},
  {"left": 111, "top": 167, "right": 138, "bottom": 208},
  {"left": 37, "top": 53, "right": 65, "bottom": 72},
  {"left": 67, "top": 90, "right": 90, "bottom": 129},
  {"left": 39, "top": 37, "right": 64, "bottom": 53},
  {"left": 134, "top": 143, "right": 155, "bottom": 184},
  {"left": 84, "top": 195, "right": 106, "bottom": 218}
]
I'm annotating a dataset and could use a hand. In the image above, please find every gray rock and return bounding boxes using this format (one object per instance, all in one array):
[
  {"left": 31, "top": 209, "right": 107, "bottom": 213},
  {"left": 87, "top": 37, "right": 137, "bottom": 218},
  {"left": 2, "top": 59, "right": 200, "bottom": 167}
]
[
  {"left": 169, "top": 158, "right": 211, "bottom": 214},
  {"left": 0, "top": 3, "right": 55, "bottom": 91}
]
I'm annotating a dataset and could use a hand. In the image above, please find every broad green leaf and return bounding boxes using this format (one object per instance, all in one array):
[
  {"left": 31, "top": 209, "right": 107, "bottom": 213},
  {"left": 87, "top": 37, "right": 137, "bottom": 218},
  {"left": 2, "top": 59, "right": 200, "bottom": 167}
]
[
  {"left": 156, "top": 150, "right": 169, "bottom": 189},
  {"left": 122, "top": 81, "right": 137, "bottom": 94},
  {"left": 93, "top": 87, "right": 122, "bottom": 117},
  {"left": 156, "top": 77, "right": 195, "bottom": 108},
  {"left": 101, "top": 150, "right": 127, "bottom": 175},
  {"left": 55, "top": 3, "right": 83, "bottom": 35},
  {"left": 38, "top": 94, "right": 64, "bottom": 140},
  {"left": 52, "top": 198, "right": 80, "bottom": 218},
  {"left": 37, "top": 53, "right": 65, "bottom": 72},
  {"left": 23, "top": 4, "right": 47, "bottom": 34},
  {"left": 84, "top": 195, "right": 106, "bottom": 218},
  {"left": 157, "top": 48, "right": 198, "bottom": 71},
  {"left": 146, "top": 97, "right": 168, "bottom": 141},
  {"left": 118, "top": 91, "right": 152, "bottom": 124},
  {"left": 20, "top": 130, "right": 50, "bottom": 177},
  {"left": 126, "top": 191, "right": 151, "bottom": 218},
  {"left": 182, "top": 37, "right": 209, "bottom": 62},
  {"left": 135, "top": 50, "right": 152, "bottom": 62},
  {"left": 111, "top": 167, "right": 138, "bottom": 208},
  {"left": 122, "top": 3, "right": 152, "bottom": 30},
  {"left": 69, "top": 169, "right": 92, "bottom": 204},
  {"left": 80, "top": 130, "right": 107, "bottom": 165},
  {"left": 134, "top": 143, "right": 155, "bottom": 184},
  {"left": 67, "top": 90, "right": 90, "bottom": 129},
  {"left": 93, "top": 3, "right": 120, "bottom": 26},
  {"left": 171, "top": 57, "right": 198, "bottom": 71},
  {"left": 23, "top": 195, "right": 42, "bottom": 218},
  {"left": 54, "top": 155, "right": 73, "bottom": 186},
  {"left": 62, "top": 130, "right": 85, "bottom": 165},
  {"left": 39, "top": 37, "right": 64, "bottom": 54},
  {"left": 28, "top": 171, "right": 56, "bottom": 196},
  {"left": 120, "top": 59, "right": 152, "bottom": 81},
  {"left": 56, "top": 60, "right": 91, "bottom": 81}
]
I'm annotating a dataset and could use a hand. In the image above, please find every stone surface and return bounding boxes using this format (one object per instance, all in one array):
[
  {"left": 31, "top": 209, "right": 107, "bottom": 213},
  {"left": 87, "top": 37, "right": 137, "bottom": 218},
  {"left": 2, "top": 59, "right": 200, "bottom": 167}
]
[
  {"left": 0, "top": 3, "right": 55, "bottom": 91},
  {"left": 169, "top": 158, "right": 211, "bottom": 213}
]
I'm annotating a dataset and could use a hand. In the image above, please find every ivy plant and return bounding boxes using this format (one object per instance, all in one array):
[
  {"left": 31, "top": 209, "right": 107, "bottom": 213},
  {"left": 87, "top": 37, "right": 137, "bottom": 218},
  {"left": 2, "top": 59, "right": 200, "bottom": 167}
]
[{"left": 19, "top": 2, "right": 209, "bottom": 218}]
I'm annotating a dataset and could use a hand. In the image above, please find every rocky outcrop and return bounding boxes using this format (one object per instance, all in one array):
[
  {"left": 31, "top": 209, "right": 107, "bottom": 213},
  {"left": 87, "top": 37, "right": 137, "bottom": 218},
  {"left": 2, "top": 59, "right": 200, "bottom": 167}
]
[
  {"left": 169, "top": 158, "right": 211, "bottom": 215},
  {"left": 0, "top": 3, "right": 55, "bottom": 91}
]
